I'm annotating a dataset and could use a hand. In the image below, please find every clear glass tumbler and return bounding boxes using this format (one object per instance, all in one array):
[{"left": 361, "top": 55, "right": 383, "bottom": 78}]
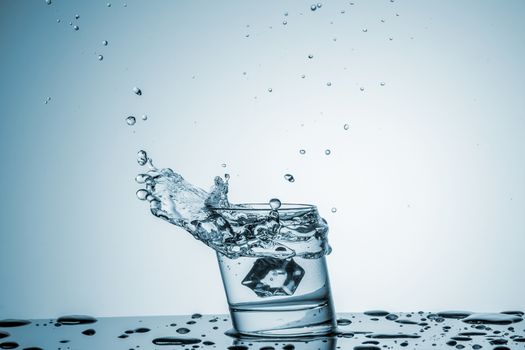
[{"left": 214, "top": 204, "right": 336, "bottom": 337}]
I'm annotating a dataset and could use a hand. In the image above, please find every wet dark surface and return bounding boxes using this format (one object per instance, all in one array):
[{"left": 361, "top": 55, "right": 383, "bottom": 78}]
[{"left": 1, "top": 311, "right": 524, "bottom": 349}]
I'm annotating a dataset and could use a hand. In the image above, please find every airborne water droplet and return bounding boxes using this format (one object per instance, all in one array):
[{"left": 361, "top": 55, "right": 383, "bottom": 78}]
[
  {"left": 97, "top": 55, "right": 103, "bottom": 61},
  {"left": 310, "top": 4, "right": 317, "bottom": 11},
  {"left": 331, "top": 207, "right": 337, "bottom": 213},
  {"left": 268, "top": 88, "right": 273, "bottom": 92},
  {"left": 73, "top": 25, "right": 79, "bottom": 31},
  {"left": 75, "top": 14, "right": 80, "bottom": 19},
  {"left": 45, "top": 0, "right": 52, "bottom": 4},
  {"left": 282, "top": 20, "right": 287, "bottom": 25},
  {"left": 102, "top": 40, "right": 108, "bottom": 46},
  {"left": 137, "top": 150, "right": 148, "bottom": 166},
  {"left": 360, "top": 87, "right": 365, "bottom": 91},
  {"left": 325, "top": 149, "right": 331, "bottom": 155},
  {"left": 344, "top": 123, "right": 349, "bottom": 130},
  {"left": 269, "top": 198, "right": 281, "bottom": 210},
  {"left": 106, "top": 2, "right": 111, "bottom": 7},
  {"left": 132, "top": 87, "right": 142, "bottom": 96},
  {"left": 284, "top": 174, "right": 295, "bottom": 183},
  {"left": 308, "top": 54, "right": 314, "bottom": 59},
  {"left": 380, "top": 81, "right": 385, "bottom": 86},
  {"left": 141, "top": 114, "right": 148, "bottom": 121},
  {"left": 299, "top": 149, "right": 306, "bottom": 155},
  {"left": 326, "top": 82, "right": 332, "bottom": 86},
  {"left": 126, "top": 116, "right": 136, "bottom": 126}
]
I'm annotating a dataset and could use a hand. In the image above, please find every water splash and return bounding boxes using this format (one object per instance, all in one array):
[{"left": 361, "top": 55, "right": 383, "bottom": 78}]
[{"left": 135, "top": 156, "right": 330, "bottom": 259}]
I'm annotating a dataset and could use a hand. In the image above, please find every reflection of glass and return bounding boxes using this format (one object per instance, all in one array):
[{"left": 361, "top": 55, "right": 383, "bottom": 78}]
[
  {"left": 215, "top": 204, "right": 337, "bottom": 337},
  {"left": 229, "top": 335, "right": 338, "bottom": 350}
]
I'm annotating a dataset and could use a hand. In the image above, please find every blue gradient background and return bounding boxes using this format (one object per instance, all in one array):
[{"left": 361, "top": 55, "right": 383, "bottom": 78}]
[{"left": 0, "top": 0, "right": 524, "bottom": 319}]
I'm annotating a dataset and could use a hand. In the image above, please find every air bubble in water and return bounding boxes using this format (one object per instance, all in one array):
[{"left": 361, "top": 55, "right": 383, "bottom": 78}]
[
  {"left": 126, "top": 116, "right": 136, "bottom": 126},
  {"left": 102, "top": 40, "right": 108, "bottom": 46},
  {"left": 299, "top": 149, "right": 306, "bottom": 155},
  {"left": 137, "top": 150, "right": 148, "bottom": 166},
  {"left": 331, "top": 207, "right": 337, "bottom": 213},
  {"left": 284, "top": 174, "right": 295, "bottom": 183},
  {"left": 269, "top": 198, "right": 282, "bottom": 210},
  {"left": 73, "top": 25, "right": 79, "bottom": 31},
  {"left": 97, "top": 55, "right": 103, "bottom": 61},
  {"left": 133, "top": 87, "right": 142, "bottom": 96},
  {"left": 325, "top": 149, "right": 331, "bottom": 155},
  {"left": 344, "top": 123, "right": 349, "bottom": 130}
]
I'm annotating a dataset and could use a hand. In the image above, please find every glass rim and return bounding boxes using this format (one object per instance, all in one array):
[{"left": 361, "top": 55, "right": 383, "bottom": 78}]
[{"left": 210, "top": 202, "right": 316, "bottom": 211}]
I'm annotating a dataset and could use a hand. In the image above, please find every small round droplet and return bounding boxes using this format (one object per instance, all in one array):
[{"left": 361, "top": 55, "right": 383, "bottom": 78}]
[
  {"left": 73, "top": 25, "right": 79, "bottom": 31},
  {"left": 284, "top": 174, "right": 295, "bottom": 183},
  {"left": 141, "top": 114, "right": 148, "bottom": 121},
  {"left": 325, "top": 149, "right": 331, "bottom": 155},
  {"left": 282, "top": 20, "right": 287, "bottom": 25},
  {"left": 45, "top": 0, "right": 52, "bottom": 4},
  {"left": 284, "top": 12, "right": 288, "bottom": 16},
  {"left": 362, "top": 28, "right": 368, "bottom": 32},
  {"left": 301, "top": 74, "right": 306, "bottom": 79},
  {"left": 326, "top": 82, "right": 332, "bottom": 86},
  {"left": 310, "top": 4, "right": 317, "bottom": 11},
  {"left": 106, "top": 2, "right": 111, "bottom": 7},
  {"left": 380, "top": 82, "right": 385, "bottom": 86},
  {"left": 344, "top": 123, "right": 349, "bottom": 130},
  {"left": 299, "top": 149, "right": 306, "bottom": 155},
  {"left": 126, "top": 116, "right": 136, "bottom": 126},
  {"left": 268, "top": 88, "right": 273, "bottom": 92},
  {"left": 136, "top": 190, "right": 148, "bottom": 200},
  {"left": 308, "top": 54, "right": 314, "bottom": 59},
  {"left": 97, "top": 55, "right": 103, "bottom": 61},
  {"left": 331, "top": 207, "right": 337, "bottom": 213},
  {"left": 102, "top": 40, "right": 108, "bottom": 46},
  {"left": 75, "top": 14, "right": 80, "bottom": 19},
  {"left": 132, "top": 87, "right": 142, "bottom": 96},
  {"left": 221, "top": 163, "right": 227, "bottom": 168},
  {"left": 137, "top": 150, "right": 148, "bottom": 166},
  {"left": 269, "top": 198, "right": 281, "bottom": 210},
  {"left": 317, "top": 3, "right": 322, "bottom": 8},
  {"left": 56, "top": 19, "right": 60, "bottom": 23},
  {"left": 360, "top": 87, "right": 365, "bottom": 91}
]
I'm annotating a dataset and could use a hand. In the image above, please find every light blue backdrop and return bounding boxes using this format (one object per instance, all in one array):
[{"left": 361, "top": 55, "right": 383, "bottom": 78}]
[{"left": 0, "top": 0, "right": 524, "bottom": 319}]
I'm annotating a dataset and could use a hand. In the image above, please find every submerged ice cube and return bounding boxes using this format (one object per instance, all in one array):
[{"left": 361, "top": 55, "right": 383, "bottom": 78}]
[{"left": 241, "top": 257, "right": 305, "bottom": 297}]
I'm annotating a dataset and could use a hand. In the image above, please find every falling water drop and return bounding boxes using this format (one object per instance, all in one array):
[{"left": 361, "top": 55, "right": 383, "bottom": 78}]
[
  {"left": 97, "top": 55, "right": 103, "bottom": 61},
  {"left": 284, "top": 174, "right": 295, "bottom": 183},
  {"left": 308, "top": 54, "right": 314, "bottom": 59},
  {"left": 360, "top": 87, "right": 365, "bottom": 91},
  {"left": 282, "top": 20, "right": 287, "bottom": 25},
  {"left": 362, "top": 28, "right": 368, "bottom": 32},
  {"left": 344, "top": 123, "right": 350, "bottom": 130},
  {"left": 269, "top": 198, "right": 282, "bottom": 210},
  {"left": 75, "top": 14, "right": 80, "bottom": 19},
  {"left": 126, "top": 116, "right": 136, "bottom": 126},
  {"left": 325, "top": 149, "right": 331, "bottom": 155},
  {"left": 141, "top": 114, "right": 148, "bottom": 121},
  {"left": 102, "top": 40, "right": 108, "bottom": 46},
  {"left": 326, "top": 82, "right": 332, "bottom": 86},
  {"left": 132, "top": 87, "right": 142, "bottom": 96},
  {"left": 331, "top": 207, "right": 337, "bottom": 213},
  {"left": 137, "top": 150, "right": 148, "bottom": 166},
  {"left": 73, "top": 25, "right": 79, "bottom": 31},
  {"left": 310, "top": 4, "right": 317, "bottom": 11},
  {"left": 268, "top": 88, "right": 273, "bottom": 92},
  {"left": 380, "top": 81, "right": 385, "bottom": 86},
  {"left": 299, "top": 149, "right": 306, "bottom": 155}
]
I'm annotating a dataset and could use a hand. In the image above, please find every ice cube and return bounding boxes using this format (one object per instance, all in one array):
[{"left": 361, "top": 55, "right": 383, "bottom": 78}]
[{"left": 241, "top": 257, "right": 305, "bottom": 297}]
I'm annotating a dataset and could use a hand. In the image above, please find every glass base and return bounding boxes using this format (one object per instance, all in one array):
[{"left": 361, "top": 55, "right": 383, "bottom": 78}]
[{"left": 229, "top": 300, "right": 336, "bottom": 337}]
